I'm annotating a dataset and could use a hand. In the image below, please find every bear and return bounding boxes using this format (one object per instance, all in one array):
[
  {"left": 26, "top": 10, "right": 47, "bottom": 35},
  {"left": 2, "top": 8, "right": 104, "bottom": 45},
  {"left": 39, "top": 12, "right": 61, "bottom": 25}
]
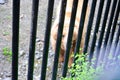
[{"left": 50, "top": 0, "right": 90, "bottom": 67}]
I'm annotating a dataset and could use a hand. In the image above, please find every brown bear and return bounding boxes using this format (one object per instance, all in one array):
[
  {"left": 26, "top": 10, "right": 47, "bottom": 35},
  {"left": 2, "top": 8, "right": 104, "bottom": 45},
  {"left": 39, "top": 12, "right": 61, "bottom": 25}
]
[{"left": 51, "top": 0, "right": 90, "bottom": 67}]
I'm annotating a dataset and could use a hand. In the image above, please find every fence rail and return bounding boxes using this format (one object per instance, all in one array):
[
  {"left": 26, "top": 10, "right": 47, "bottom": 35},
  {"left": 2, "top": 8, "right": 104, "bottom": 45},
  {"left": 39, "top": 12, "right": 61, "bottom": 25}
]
[{"left": 12, "top": 0, "right": 120, "bottom": 80}]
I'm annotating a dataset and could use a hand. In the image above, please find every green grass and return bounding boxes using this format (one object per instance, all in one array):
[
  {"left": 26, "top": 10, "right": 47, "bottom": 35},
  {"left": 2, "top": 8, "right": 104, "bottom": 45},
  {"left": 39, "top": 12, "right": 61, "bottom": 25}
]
[
  {"left": 61, "top": 54, "right": 104, "bottom": 80},
  {"left": 3, "top": 47, "right": 12, "bottom": 56},
  {"left": 3, "top": 31, "right": 9, "bottom": 36},
  {"left": 2, "top": 47, "right": 12, "bottom": 61},
  {"left": 61, "top": 52, "right": 120, "bottom": 80}
]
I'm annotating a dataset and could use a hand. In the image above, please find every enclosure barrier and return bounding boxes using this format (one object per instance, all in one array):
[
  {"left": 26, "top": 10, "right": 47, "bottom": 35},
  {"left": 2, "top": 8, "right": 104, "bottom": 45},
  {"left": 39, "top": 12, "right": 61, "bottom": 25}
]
[
  {"left": 12, "top": 0, "right": 120, "bottom": 80},
  {"left": 12, "top": 0, "right": 20, "bottom": 80}
]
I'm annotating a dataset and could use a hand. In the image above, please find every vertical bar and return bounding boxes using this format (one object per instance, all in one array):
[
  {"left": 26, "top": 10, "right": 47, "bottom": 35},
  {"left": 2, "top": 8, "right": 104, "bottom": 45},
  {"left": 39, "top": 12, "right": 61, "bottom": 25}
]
[
  {"left": 62, "top": 0, "right": 79, "bottom": 77},
  {"left": 110, "top": 25, "right": 120, "bottom": 57},
  {"left": 12, "top": 0, "right": 20, "bottom": 80},
  {"left": 94, "top": 0, "right": 111, "bottom": 66},
  {"left": 51, "top": 0, "right": 67, "bottom": 79},
  {"left": 106, "top": 24, "right": 120, "bottom": 68},
  {"left": 114, "top": 39, "right": 120, "bottom": 61},
  {"left": 114, "top": 24, "right": 120, "bottom": 59},
  {"left": 88, "top": 0, "right": 105, "bottom": 63},
  {"left": 74, "top": 0, "right": 89, "bottom": 55},
  {"left": 83, "top": 0, "right": 97, "bottom": 54},
  {"left": 99, "top": 0, "right": 118, "bottom": 61},
  {"left": 104, "top": 0, "right": 120, "bottom": 63},
  {"left": 40, "top": 0, "right": 54, "bottom": 80},
  {"left": 27, "top": 0, "right": 39, "bottom": 80}
]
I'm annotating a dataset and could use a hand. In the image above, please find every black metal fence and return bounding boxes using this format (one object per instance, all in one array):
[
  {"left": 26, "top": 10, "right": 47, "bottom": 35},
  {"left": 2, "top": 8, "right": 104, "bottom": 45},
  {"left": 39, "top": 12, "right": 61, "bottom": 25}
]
[{"left": 12, "top": 0, "right": 120, "bottom": 80}]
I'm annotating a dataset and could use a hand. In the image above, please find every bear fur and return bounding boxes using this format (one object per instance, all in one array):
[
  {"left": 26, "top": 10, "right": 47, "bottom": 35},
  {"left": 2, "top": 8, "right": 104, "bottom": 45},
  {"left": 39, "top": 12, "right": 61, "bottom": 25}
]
[{"left": 50, "top": 0, "right": 90, "bottom": 66}]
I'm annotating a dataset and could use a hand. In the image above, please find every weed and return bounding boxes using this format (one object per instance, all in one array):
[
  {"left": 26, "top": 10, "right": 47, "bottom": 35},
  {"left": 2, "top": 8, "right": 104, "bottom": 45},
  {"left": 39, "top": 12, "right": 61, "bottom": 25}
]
[
  {"left": 2, "top": 47, "right": 12, "bottom": 61},
  {"left": 61, "top": 54, "right": 104, "bottom": 80},
  {"left": 3, "top": 31, "right": 9, "bottom": 36},
  {"left": 61, "top": 53, "right": 120, "bottom": 80},
  {"left": 3, "top": 47, "right": 12, "bottom": 56}
]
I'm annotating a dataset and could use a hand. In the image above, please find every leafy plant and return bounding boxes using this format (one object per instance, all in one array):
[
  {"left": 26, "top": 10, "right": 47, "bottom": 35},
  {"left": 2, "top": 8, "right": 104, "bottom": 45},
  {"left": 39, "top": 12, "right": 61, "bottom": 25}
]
[
  {"left": 2, "top": 47, "right": 12, "bottom": 61},
  {"left": 3, "top": 47, "right": 12, "bottom": 56},
  {"left": 61, "top": 54, "right": 104, "bottom": 80},
  {"left": 3, "top": 31, "right": 9, "bottom": 36}
]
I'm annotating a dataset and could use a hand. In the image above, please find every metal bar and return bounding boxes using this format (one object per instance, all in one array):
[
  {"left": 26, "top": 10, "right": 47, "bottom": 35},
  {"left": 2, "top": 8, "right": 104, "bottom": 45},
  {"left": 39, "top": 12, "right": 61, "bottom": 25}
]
[
  {"left": 62, "top": 0, "right": 79, "bottom": 77},
  {"left": 110, "top": 24, "right": 120, "bottom": 58},
  {"left": 74, "top": 0, "right": 89, "bottom": 55},
  {"left": 104, "top": 0, "right": 120, "bottom": 64},
  {"left": 93, "top": 0, "right": 112, "bottom": 66},
  {"left": 106, "top": 24, "right": 120, "bottom": 68},
  {"left": 12, "top": 0, "right": 20, "bottom": 80},
  {"left": 99, "top": 0, "right": 118, "bottom": 61},
  {"left": 83, "top": 0, "right": 97, "bottom": 54},
  {"left": 40, "top": 0, "right": 54, "bottom": 80},
  {"left": 114, "top": 24, "right": 120, "bottom": 59},
  {"left": 51, "top": 0, "right": 67, "bottom": 79},
  {"left": 114, "top": 39, "right": 120, "bottom": 61},
  {"left": 88, "top": 0, "right": 105, "bottom": 63},
  {"left": 27, "top": 0, "right": 39, "bottom": 80}
]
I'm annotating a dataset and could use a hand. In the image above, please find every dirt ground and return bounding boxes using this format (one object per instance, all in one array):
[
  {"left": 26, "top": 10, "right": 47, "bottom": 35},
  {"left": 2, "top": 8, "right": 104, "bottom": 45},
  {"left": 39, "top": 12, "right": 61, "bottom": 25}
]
[
  {"left": 0, "top": 0, "right": 120, "bottom": 80},
  {"left": 0, "top": 0, "right": 101, "bottom": 80},
  {"left": 0, "top": 0, "right": 59, "bottom": 80}
]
